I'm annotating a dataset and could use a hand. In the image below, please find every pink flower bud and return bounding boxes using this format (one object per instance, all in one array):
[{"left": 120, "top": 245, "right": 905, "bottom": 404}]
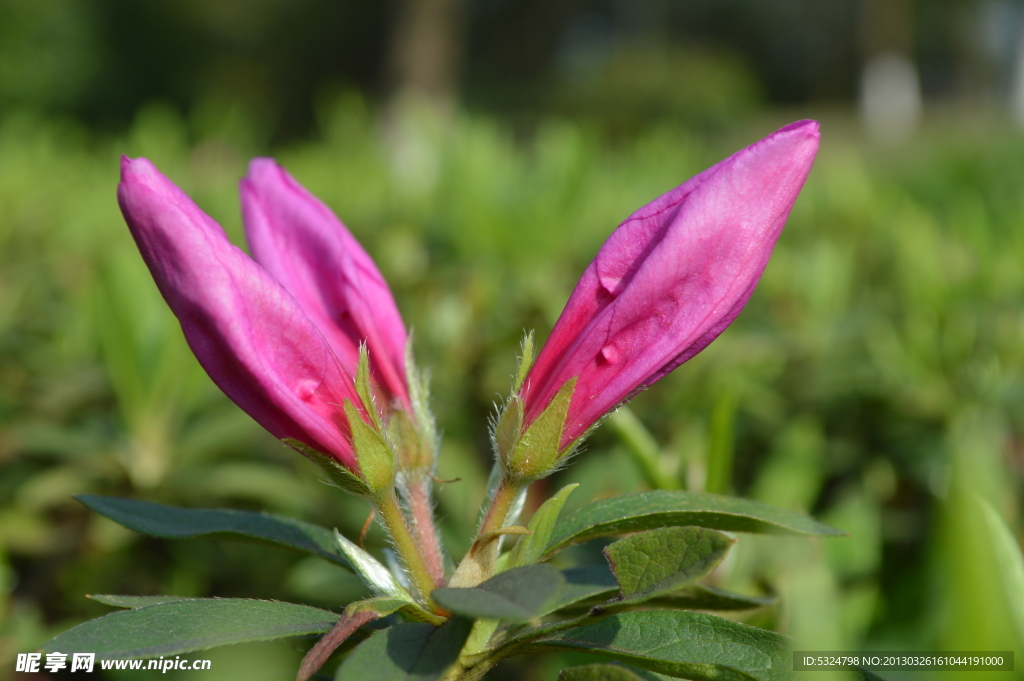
[
  {"left": 240, "top": 159, "right": 410, "bottom": 412},
  {"left": 117, "top": 157, "right": 410, "bottom": 474},
  {"left": 521, "top": 120, "right": 821, "bottom": 450}
]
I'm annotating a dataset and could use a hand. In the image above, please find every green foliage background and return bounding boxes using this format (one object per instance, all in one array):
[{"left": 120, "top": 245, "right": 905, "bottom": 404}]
[{"left": 0, "top": 93, "right": 1022, "bottom": 679}]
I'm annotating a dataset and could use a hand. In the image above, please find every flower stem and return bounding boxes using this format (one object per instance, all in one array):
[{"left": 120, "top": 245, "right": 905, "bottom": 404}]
[
  {"left": 405, "top": 475, "right": 446, "bottom": 587},
  {"left": 476, "top": 477, "right": 524, "bottom": 538},
  {"left": 376, "top": 488, "right": 444, "bottom": 614}
]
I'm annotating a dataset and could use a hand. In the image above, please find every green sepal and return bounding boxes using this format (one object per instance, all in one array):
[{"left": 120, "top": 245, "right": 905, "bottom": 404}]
[
  {"left": 603, "top": 526, "right": 734, "bottom": 605},
  {"left": 505, "top": 483, "right": 579, "bottom": 570},
  {"left": 504, "top": 377, "right": 576, "bottom": 481},
  {"left": 404, "top": 338, "right": 439, "bottom": 460},
  {"left": 355, "top": 344, "right": 383, "bottom": 431},
  {"left": 389, "top": 407, "right": 433, "bottom": 472},
  {"left": 493, "top": 395, "right": 523, "bottom": 462},
  {"left": 343, "top": 399, "right": 396, "bottom": 495},
  {"left": 514, "top": 330, "right": 535, "bottom": 392},
  {"left": 285, "top": 438, "right": 373, "bottom": 497}
]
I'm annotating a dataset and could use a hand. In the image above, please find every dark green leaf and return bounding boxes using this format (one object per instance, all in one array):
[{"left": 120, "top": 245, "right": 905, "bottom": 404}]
[
  {"left": 42, "top": 599, "right": 340, "bottom": 658},
  {"left": 334, "top": 618, "right": 473, "bottom": 681},
  {"left": 528, "top": 610, "right": 789, "bottom": 681},
  {"left": 646, "top": 585, "right": 776, "bottom": 612},
  {"left": 604, "top": 527, "right": 733, "bottom": 604},
  {"left": 547, "top": 566, "right": 774, "bottom": 615},
  {"left": 77, "top": 494, "right": 351, "bottom": 570},
  {"left": 87, "top": 595, "right": 191, "bottom": 609},
  {"left": 433, "top": 564, "right": 566, "bottom": 622},
  {"left": 546, "top": 490, "right": 843, "bottom": 556},
  {"left": 559, "top": 663, "right": 675, "bottom": 681},
  {"left": 547, "top": 566, "right": 619, "bottom": 613}
]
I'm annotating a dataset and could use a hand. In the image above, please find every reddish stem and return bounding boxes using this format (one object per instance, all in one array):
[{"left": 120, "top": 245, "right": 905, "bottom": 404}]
[
  {"left": 296, "top": 609, "right": 378, "bottom": 681},
  {"left": 406, "top": 476, "right": 446, "bottom": 587}
]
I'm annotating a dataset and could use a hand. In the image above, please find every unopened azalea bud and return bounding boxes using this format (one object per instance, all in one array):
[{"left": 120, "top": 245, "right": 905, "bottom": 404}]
[
  {"left": 520, "top": 120, "right": 821, "bottom": 455},
  {"left": 241, "top": 159, "right": 412, "bottom": 413},
  {"left": 118, "top": 156, "right": 418, "bottom": 498}
]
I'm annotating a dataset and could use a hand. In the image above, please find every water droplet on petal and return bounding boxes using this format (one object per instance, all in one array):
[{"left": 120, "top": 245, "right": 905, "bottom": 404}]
[
  {"left": 599, "top": 344, "right": 619, "bottom": 365},
  {"left": 296, "top": 379, "right": 317, "bottom": 401}
]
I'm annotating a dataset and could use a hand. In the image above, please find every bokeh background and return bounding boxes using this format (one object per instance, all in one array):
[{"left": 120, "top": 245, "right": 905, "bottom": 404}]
[{"left": 2, "top": 0, "right": 1024, "bottom": 679}]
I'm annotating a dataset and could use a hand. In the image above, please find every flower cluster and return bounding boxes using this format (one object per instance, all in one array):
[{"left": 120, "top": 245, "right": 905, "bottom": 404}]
[{"left": 117, "top": 118, "right": 819, "bottom": 604}]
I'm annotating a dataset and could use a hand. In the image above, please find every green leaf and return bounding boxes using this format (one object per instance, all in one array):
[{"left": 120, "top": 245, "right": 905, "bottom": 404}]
[
  {"left": 528, "top": 610, "right": 789, "bottom": 681},
  {"left": 546, "top": 566, "right": 774, "bottom": 615},
  {"left": 87, "top": 595, "right": 192, "bottom": 609},
  {"left": 546, "top": 490, "right": 843, "bottom": 556},
  {"left": 646, "top": 585, "right": 776, "bottom": 612},
  {"left": 978, "top": 497, "right": 1024, "bottom": 648},
  {"left": 335, "top": 618, "right": 473, "bottom": 681},
  {"left": 299, "top": 597, "right": 420, "bottom": 681},
  {"left": 506, "top": 483, "right": 579, "bottom": 570},
  {"left": 559, "top": 663, "right": 675, "bottom": 681},
  {"left": 42, "top": 599, "right": 340, "bottom": 658},
  {"left": 433, "top": 563, "right": 566, "bottom": 622},
  {"left": 547, "top": 566, "right": 619, "bottom": 613},
  {"left": 76, "top": 494, "right": 351, "bottom": 570},
  {"left": 342, "top": 595, "right": 445, "bottom": 626},
  {"left": 334, "top": 529, "right": 414, "bottom": 602},
  {"left": 604, "top": 527, "right": 733, "bottom": 604}
]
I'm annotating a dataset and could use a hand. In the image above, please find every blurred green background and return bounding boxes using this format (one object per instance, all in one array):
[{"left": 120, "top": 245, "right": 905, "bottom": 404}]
[{"left": 2, "top": 0, "right": 1024, "bottom": 679}]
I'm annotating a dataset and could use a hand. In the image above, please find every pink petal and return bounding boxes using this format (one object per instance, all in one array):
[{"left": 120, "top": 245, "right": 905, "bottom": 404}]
[
  {"left": 240, "top": 159, "right": 410, "bottom": 411},
  {"left": 523, "top": 120, "right": 821, "bottom": 446},
  {"left": 118, "top": 157, "right": 362, "bottom": 470}
]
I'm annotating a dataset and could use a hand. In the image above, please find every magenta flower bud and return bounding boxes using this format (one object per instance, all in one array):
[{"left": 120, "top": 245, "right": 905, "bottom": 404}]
[
  {"left": 240, "top": 159, "right": 411, "bottom": 413},
  {"left": 117, "top": 157, "right": 403, "bottom": 476},
  {"left": 520, "top": 120, "right": 821, "bottom": 450}
]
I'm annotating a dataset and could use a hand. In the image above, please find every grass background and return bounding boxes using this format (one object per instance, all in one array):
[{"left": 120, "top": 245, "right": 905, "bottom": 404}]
[{"left": 0, "top": 96, "right": 1022, "bottom": 679}]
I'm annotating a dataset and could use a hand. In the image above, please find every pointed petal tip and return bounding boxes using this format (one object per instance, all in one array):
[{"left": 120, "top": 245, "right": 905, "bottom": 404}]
[
  {"left": 118, "top": 156, "right": 165, "bottom": 188},
  {"left": 243, "top": 156, "right": 284, "bottom": 183},
  {"left": 778, "top": 119, "right": 819, "bottom": 134}
]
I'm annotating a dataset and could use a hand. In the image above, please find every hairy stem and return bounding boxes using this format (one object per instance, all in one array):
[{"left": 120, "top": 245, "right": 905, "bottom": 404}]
[
  {"left": 476, "top": 477, "right": 524, "bottom": 538},
  {"left": 376, "top": 489, "right": 445, "bottom": 614},
  {"left": 404, "top": 475, "right": 446, "bottom": 587}
]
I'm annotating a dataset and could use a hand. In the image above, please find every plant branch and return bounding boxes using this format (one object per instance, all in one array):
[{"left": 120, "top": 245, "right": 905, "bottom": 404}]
[
  {"left": 404, "top": 475, "right": 446, "bottom": 587},
  {"left": 376, "top": 488, "right": 445, "bottom": 614}
]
